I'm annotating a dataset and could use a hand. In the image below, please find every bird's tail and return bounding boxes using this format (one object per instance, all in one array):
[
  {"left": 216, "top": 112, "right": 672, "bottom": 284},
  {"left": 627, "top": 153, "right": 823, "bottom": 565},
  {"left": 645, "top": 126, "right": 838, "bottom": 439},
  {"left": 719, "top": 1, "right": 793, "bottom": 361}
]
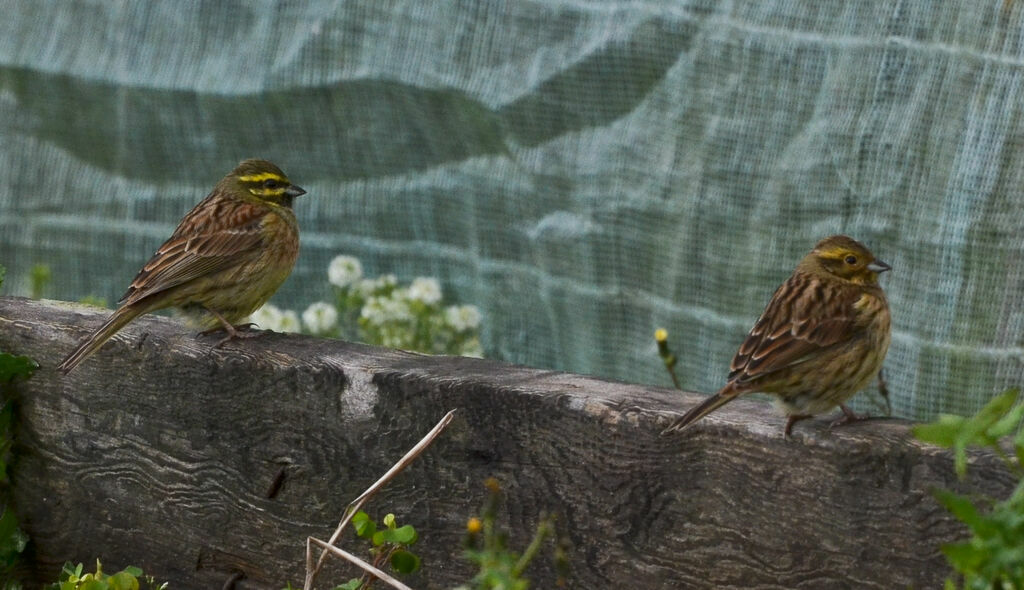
[
  {"left": 58, "top": 306, "right": 142, "bottom": 374},
  {"left": 661, "top": 389, "right": 737, "bottom": 435}
]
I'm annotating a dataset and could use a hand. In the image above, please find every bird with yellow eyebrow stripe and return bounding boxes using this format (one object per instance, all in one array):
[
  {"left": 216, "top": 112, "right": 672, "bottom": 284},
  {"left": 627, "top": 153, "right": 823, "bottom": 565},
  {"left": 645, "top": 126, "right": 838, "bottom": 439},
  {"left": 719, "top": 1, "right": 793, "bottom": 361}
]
[
  {"left": 662, "top": 235, "right": 892, "bottom": 436},
  {"left": 58, "top": 159, "right": 306, "bottom": 374}
]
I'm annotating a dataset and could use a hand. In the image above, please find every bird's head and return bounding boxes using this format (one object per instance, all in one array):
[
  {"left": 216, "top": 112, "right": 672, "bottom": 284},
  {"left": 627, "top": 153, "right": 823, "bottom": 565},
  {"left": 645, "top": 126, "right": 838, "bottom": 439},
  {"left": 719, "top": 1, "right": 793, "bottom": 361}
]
[
  {"left": 226, "top": 159, "right": 306, "bottom": 207},
  {"left": 801, "top": 234, "right": 891, "bottom": 285}
]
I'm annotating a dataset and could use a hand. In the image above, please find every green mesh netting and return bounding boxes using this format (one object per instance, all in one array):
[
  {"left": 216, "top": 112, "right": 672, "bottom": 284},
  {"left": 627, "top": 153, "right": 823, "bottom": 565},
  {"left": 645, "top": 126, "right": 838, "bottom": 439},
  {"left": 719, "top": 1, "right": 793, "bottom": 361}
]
[{"left": 1, "top": 1, "right": 1022, "bottom": 420}]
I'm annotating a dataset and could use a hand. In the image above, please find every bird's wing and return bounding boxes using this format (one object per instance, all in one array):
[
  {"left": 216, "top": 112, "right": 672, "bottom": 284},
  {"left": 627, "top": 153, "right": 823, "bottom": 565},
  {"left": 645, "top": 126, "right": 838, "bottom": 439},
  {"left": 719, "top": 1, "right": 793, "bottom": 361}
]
[
  {"left": 726, "top": 273, "right": 861, "bottom": 388},
  {"left": 118, "top": 197, "right": 267, "bottom": 306}
]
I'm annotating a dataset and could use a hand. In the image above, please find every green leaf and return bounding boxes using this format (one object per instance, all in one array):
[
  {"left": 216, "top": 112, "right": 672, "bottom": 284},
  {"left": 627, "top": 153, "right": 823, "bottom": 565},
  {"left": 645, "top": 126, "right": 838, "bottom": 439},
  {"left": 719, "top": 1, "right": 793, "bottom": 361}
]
[
  {"left": 976, "top": 389, "right": 1020, "bottom": 422},
  {"left": 0, "top": 353, "right": 36, "bottom": 384},
  {"left": 913, "top": 415, "right": 966, "bottom": 448},
  {"left": 375, "top": 524, "right": 418, "bottom": 546},
  {"left": 987, "top": 401, "right": 1024, "bottom": 439},
  {"left": 390, "top": 524, "right": 418, "bottom": 545},
  {"left": 352, "top": 511, "right": 376, "bottom": 539},
  {"left": 390, "top": 550, "right": 421, "bottom": 574},
  {"left": 78, "top": 580, "right": 108, "bottom": 590},
  {"left": 915, "top": 391, "right": 1024, "bottom": 478},
  {"left": 63, "top": 562, "right": 84, "bottom": 579},
  {"left": 941, "top": 541, "right": 985, "bottom": 572},
  {"left": 1015, "top": 418, "right": 1024, "bottom": 456},
  {"left": 0, "top": 402, "right": 13, "bottom": 436},
  {"left": 107, "top": 571, "right": 140, "bottom": 590},
  {"left": 383, "top": 513, "right": 396, "bottom": 529},
  {"left": 121, "top": 567, "right": 143, "bottom": 578},
  {"left": 0, "top": 508, "right": 26, "bottom": 564},
  {"left": 334, "top": 579, "right": 363, "bottom": 590},
  {"left": 934, "top": 489, "right": 985, "bottom": 530},
  {"left": 371, "top": 531, "right": 385, "bottom": 547}
]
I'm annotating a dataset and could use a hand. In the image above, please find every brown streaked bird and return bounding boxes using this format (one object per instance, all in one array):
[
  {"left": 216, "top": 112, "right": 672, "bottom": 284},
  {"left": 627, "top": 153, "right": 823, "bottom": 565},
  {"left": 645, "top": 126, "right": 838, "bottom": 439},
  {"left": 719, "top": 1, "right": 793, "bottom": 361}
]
[
  {"left": 58, "top": 159, "right": 306, "bottom": 374},
  {"left": 662, "top": 235, "right": 892, "bottom": 436}
]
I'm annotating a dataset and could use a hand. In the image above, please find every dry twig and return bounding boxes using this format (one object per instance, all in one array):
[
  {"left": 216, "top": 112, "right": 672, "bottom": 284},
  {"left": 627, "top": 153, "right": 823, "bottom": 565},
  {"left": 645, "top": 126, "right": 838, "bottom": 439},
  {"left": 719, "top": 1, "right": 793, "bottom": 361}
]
[{"left": 302, "top": 409, "right": 456, "bottom": 590}]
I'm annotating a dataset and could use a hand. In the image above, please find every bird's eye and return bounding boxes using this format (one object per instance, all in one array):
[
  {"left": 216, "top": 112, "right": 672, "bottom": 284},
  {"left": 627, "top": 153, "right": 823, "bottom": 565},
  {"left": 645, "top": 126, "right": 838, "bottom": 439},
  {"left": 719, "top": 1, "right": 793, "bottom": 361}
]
[
  {"left": 844, "top": 255, "right": 857, "bottom": 265},
  {"left": 263, "top": 179, "right": 280, "bottom": 189}
]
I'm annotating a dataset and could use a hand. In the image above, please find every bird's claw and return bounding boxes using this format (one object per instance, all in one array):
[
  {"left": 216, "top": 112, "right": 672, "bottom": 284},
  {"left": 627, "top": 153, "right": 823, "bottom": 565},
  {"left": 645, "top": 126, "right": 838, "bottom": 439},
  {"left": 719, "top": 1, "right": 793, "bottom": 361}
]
[
  {"left": 829, "top": 405, "right": 866, "bottom": 429},
  {"left": 212, "top": 329, "right": 263, "bottom": 349}
]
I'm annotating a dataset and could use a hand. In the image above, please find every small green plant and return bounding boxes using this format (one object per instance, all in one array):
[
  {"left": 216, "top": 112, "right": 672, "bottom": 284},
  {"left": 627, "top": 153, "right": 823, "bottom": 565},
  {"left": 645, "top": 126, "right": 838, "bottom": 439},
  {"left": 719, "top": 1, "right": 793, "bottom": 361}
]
[
  {"left": 0, "top": 263, "right": 37, "bottom": 590},
  {"left": 455, "top": 478, "right": 567, "bottom": 590},
  {"left": 331, "top": 511, "right": 421, "bottom": 590},
  {"left": 654, "top": 328, "right": 681, "bottom": 389},
  {"left": 29, "top": 264, "right": 51, "bottom": 300},
  {"left": 0, "top": 398, "right": 29, "bottom": 590},
  {"left": 46, "top": 560, "right": 168, "bottom": 590},
  {"left": 252, "top": 255, "right": 483, "bottom": 357},
  {"left": 914, "top": 388, "right": 1024, "bottom": 589}
]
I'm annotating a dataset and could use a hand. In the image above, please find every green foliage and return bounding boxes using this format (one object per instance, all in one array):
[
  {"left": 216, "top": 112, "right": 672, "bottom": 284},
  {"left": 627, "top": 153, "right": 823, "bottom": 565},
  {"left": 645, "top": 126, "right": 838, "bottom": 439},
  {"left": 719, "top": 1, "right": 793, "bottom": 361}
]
[
  {"left": 45, "top": 560, "right": 167, "bottom": 590},
  {"left": 338, "top": 511, "right": 421, "bottom": 590},
  {"left": 915, "top": 389, "right": 1024, "bottom": 478},
  {"left": 0, "top": 344, "right": 35, "bottom": 588},
  {"left": 29, "top": 264, "right": 51, "bottom": 300},
  {"left": 0, "top": 358, "right": 35, "bottom": 387},
  {"left": 456, "top": 478, "right": 567, "bottom": 590},
  {"left": 77, "top": 296, "right": 109, "bottom": 309},
  {"left": 913, "top": 388, "right": 1024, "bottom": 589}
]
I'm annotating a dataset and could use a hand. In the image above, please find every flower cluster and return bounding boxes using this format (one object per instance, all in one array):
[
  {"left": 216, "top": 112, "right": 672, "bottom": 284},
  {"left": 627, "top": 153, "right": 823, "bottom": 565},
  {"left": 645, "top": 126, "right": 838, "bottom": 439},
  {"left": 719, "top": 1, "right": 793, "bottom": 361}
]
[{"left": 249, "top": 255, "right": 483, "bottom": 357}]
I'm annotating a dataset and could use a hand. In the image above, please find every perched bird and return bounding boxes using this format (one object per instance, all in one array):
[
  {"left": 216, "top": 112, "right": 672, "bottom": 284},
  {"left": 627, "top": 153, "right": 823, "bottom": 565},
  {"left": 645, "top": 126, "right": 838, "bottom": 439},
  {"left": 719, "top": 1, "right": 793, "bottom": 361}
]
[
  {"left": 662, "top": 235, "right": 892, "bottom": 436},
  {"left": 58, "top": 159, "right": 306, "bottom": 374}
]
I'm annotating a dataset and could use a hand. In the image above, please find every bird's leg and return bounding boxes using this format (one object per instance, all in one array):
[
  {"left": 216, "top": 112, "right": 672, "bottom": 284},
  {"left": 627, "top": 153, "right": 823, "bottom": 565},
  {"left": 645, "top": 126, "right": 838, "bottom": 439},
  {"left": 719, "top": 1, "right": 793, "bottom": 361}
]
[
  {"left": 784, "top": 414, "right": 811, "bottom": 437},
  {"left": 829, "top": 404, "right": 865, "bottom": 429},
  {"left": 877, "top": 368, "right": 892, "bottom": 416},
  {"left": 200, "top": 307, "right": 262, "bottom": 348}
]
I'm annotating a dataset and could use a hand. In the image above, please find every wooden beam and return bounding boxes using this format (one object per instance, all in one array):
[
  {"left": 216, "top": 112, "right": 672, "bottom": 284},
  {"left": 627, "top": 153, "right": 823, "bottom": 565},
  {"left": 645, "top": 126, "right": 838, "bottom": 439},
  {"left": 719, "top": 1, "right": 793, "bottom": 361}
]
[{"left": 0, "top": 297, "right": 1013, "bottom": 589}]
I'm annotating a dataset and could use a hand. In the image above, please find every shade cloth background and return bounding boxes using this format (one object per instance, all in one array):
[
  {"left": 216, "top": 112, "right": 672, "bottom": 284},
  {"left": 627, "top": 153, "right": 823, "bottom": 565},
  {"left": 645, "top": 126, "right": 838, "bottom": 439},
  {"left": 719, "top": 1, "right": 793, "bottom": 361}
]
[{"left": 1, "top": 0, "right": 1022, "bottom": 420}]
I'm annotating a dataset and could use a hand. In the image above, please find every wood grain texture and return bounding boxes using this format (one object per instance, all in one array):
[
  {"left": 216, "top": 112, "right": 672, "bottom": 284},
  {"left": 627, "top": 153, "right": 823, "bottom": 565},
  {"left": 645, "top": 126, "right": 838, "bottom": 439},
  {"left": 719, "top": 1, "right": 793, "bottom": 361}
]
[{"left": 0, "top": 296, "right": 1015, "bottom": 589}]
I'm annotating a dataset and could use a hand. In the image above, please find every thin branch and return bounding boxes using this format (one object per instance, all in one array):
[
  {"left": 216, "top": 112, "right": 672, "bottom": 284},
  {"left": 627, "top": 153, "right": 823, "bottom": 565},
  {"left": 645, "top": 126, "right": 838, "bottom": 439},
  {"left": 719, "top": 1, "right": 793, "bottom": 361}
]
[
  {"left": 350, "top": 409, "right": 456, "bottom": 508},
  {"left": 303, "top": 409, "right": 456, "bottom": 590},
  {"left": 308, "top": 537, "right": 415, "bottom": 590}
]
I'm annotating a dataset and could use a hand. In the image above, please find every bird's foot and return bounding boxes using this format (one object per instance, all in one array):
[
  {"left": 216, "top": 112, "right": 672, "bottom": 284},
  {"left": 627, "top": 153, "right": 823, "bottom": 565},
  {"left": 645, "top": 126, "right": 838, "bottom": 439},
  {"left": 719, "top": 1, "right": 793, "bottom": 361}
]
[
  {"left": 207, "top": 324, "right": 264, "bottom": 349},
  {"left": 199, "top": 306, "right": 263, "bottom": 348},
  {"left": 829, "top": 404, "right": 867, "bottom": 429},
  {"left": 784, "top": 414, "right": 812, "bottom": 437},
  {"left": 199, "top": 322, "right": 258, "bottom": 337}
]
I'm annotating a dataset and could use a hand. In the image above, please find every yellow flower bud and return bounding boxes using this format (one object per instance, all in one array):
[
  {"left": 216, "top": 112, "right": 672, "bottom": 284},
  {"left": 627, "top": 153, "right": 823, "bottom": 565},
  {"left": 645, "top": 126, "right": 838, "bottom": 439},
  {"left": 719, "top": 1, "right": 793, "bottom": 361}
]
[
  {"left": 654, "top": 328, "right": 668, "bottom": 343},
  {"left": 466, "top": 517, "right": 482, "bottom": 534}
]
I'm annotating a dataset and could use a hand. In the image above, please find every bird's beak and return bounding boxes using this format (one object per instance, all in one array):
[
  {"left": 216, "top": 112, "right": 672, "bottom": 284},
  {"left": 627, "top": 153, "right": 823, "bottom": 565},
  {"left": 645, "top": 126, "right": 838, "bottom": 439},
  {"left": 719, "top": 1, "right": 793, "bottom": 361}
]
[
  {"left": 286, "top": 185, "right": 307, "bottom": 198},
  {"left": 867, "top": 259, "right": 892, "bottom": 273}
]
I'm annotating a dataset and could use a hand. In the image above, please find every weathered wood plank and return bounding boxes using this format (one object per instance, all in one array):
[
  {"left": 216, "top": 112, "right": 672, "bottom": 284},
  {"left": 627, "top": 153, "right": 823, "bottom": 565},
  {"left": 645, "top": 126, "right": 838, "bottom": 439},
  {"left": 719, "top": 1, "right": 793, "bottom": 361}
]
[{"left": 0, "top": 296, "right": 1014, "bottom": 589}]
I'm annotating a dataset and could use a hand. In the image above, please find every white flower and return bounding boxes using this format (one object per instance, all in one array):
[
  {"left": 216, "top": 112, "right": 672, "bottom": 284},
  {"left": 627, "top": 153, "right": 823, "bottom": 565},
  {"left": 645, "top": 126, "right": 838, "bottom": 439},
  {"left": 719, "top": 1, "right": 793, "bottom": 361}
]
[
  {"left": 408, "top": 277, "right": 442, "bottom": 305},
  {"left": 328, "top": 255, "right": 363, "bottom": 288},
  {"left": 278, "top": 309, "right": 301, "bottom": 333},
  {"left": 356, "top": 274, "right": 398, "bottom": 297},
  {"left": 445, "top": 305, "right": 481, "bottom": 332},
  {"left": 361, "top": 295, "right": 412, "bottom": 325},
  {"left": 250, "top": 304, "right": 284, "bottom": 331},
  {"left": 302, "top": 301, "right": 338, "bottom": 334},
  {"left": 459, "top": 338, "right": 484, "bottom": 358}
]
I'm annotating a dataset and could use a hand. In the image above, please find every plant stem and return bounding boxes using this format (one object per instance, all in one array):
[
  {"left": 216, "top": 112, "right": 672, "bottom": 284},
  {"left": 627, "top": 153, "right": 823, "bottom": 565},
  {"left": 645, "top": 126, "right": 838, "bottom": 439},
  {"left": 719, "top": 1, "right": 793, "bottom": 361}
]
[{"left": 511, "top": 515, "right": 554, "bottom": 578}]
